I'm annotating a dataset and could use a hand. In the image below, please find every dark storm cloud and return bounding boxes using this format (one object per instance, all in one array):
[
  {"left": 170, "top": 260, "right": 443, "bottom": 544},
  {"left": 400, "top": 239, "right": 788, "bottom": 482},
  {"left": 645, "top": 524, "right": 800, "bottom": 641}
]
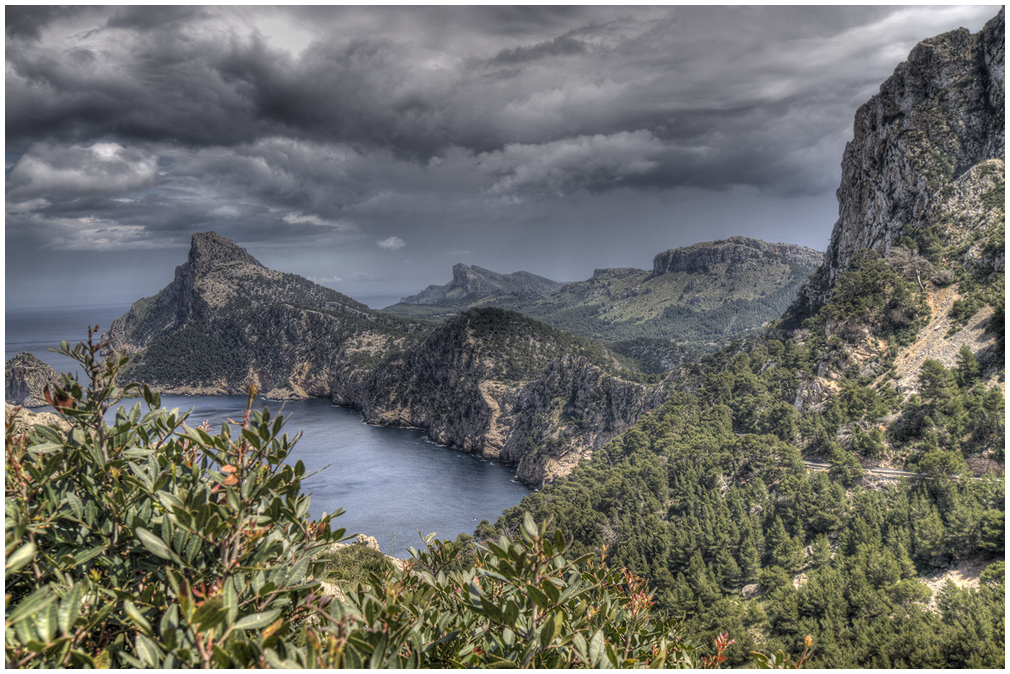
[
  {"left": 5, "top": 5, "right": 80, "bottom": 41},
  {"left": 5, "top": 5, "right": 943, "bottom": 162},
  {"left": 104, "top": 5, "right": 210, "bottom": 32},
  {"left": 5, "top": 5, "right": 1000, "bottom": 309},
  {"left": 489, "top": 36, "right": 590, "bottom": 66}
]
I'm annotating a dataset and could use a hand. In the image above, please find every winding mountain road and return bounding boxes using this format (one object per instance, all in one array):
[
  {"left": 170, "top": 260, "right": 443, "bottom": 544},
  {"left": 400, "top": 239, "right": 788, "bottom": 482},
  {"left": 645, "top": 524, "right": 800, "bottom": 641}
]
[{"left": 802, "top": 460, "right": 989, "bottom": 481}]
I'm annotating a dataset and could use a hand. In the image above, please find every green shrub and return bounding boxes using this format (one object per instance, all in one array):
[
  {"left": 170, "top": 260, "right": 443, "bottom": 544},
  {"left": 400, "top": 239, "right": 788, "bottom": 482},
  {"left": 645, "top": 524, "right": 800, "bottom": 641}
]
[
  {"left": 318, "top": 544, "right": 397, "bottom": 587},
  {"left": 6, "top": 332, "right": 758, "bottom": 669},
  {"left": 5, "top": 331, "right": 346, "bottom": 668}
]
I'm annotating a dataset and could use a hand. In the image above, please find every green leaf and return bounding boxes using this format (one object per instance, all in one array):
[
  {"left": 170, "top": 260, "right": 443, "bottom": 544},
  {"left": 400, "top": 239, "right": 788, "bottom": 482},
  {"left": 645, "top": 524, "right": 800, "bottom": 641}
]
[
  {"left": 234, "top": 608, "right": 282, "bottom": 631},
  {"left": 57, "top": 584, "right": 84, "bottom": 635},
  {"left": 135, "top": 527, "right": 181, "bottom": 563},
  {"left": 542, "top": 579, "right": 561, "bottom": 604},
  {"left": 6, "top": 541, "right": 36, "bottom": 577},
  {"left": 35, "top": 601, "right": 59, "bottom": 642},
  {"left": 8, "top": 587, "right": 57, "bottom": 624},
  {"left": 285, "top": 554, "right": 311, "bottom": 586},
  {"left": 521, "top": 512, "right": 538, "bottom": 541},
  {"left": 588, "top": 629, "right": 604, "bottom": 667},
  {"left": 124, "top": 600, "right": 154, "bottom": 637},
  {"left": 155, "top": 491, "right": 185, "bottom": 512},
  {"left": 503, "top": 600, "right": 519, "bottom": 625},
  {"left": 539, "top": 611, "right": 563, "bottom": 650},
  {"left": 224, "top": 578, "right": 238, "bottom": 625},
  {"left": 72, "top": 545, "right": 107, "bottom": 566},
  {"left": 527, "top": 585, "right": 550, "bottom": 610},
  {"left": 134, "top": 633, "right": 162, "bottom": 667},
  {"left": 65, "top": 492, "right": 84, "bottom": 520},
  {"left": 572, "top": 633, "right": 588, "bottom": 660},
  {"left": 191, "top": 597, "right": 226, "bottom": 631},
  {"left": 26, "top": 442, "right": 63, "bottom": 456}
]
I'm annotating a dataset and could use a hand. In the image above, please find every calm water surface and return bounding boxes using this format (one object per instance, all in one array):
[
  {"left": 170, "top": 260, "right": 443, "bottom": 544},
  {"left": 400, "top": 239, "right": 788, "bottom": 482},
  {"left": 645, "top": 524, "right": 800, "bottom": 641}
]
[{"left": 6, "top": 305, "right": 531, "bottom": 557}]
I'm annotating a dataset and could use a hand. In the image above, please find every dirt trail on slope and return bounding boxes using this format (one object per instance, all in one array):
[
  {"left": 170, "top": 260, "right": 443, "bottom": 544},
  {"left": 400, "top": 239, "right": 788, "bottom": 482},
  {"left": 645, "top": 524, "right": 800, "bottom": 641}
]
[{"left": 885, "top": 285, "right": 997, "bottom": 393}]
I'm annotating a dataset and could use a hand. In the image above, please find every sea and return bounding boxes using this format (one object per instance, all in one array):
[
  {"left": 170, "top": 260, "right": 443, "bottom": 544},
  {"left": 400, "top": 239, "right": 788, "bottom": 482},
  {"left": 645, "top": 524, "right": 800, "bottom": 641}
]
[{"left": 4, "top": 304, "right": 531, "bottom": 557}]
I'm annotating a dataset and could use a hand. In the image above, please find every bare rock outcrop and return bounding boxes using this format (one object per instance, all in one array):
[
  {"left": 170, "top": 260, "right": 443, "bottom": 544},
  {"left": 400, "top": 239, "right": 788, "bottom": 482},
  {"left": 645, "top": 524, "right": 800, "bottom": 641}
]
[
  {"left": 5, "top": 403, "right": 72, "bottom": 435},
  {"left": 5, "top": 353, "right": 61, "bottom": 408},
  {"left": 652, "top": 237, "right": 821, "bottom": 276}
]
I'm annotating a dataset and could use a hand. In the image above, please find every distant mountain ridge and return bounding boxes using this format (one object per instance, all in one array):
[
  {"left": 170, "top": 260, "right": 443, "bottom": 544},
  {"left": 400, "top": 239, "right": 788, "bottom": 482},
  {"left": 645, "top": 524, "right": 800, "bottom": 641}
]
[
  {"left": 651, "top": 236, "right": 821, "bottom": 275},
  {"left": 400, "top": 264, "right": 564, "bottom": 305},
  {"left": 386, "top": 236, "right": 822, "bottom": 351}
]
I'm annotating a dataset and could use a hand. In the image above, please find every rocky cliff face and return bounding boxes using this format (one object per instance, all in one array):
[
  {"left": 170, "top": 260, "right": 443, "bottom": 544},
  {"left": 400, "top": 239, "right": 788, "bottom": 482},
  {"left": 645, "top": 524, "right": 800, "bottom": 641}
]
[
  {"left": 334, "top": 308, "right": 668, "bottom": 485},
  {"left": 358, "top": 356, "right": 662, "bottom": 487},
  {"left": 789, "top": 9, "right": 1005, "bottom": 320},
  {"left": 399, "top": 264, "right": 563, "bottom": 305},
  {"left": 652, "top": 237, "right": 821, "bottom": 276},
  {"left": 5, "top": 353, "right": 61, "bottom": 408},
  {"left": 785, "top": 9, "right": 1004, "bottom": 420}
]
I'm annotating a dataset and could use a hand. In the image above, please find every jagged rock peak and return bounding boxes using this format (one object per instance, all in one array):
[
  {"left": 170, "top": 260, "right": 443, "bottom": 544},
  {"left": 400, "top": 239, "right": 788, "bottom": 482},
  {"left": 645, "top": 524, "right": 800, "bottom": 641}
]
[
  {"left": 652, "top": 237, "right": 821, "bottom": 275},
  {"left": 790, "top": 9, "right": 1004, "bottom": 316},
  {"left": 5, "top": 353, "right": 61, "bottom": 408},
  {"left": 451, "top": 264, "right": 561, "bottom": 296},
  {"left": 401, "top": 263, "right": 562, "bottom": 305},
  {"left": 187, "top": 232, "right": 264, "bottom": 273}
]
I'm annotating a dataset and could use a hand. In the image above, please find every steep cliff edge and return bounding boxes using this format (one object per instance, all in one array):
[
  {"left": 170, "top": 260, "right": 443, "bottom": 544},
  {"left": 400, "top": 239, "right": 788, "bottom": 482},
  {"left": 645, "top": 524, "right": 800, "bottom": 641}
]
[
  {"left": 773, "top": 10, "right": 1005, "bottom": 469},
  {"left": 342, "top": 309, "right": 668, "bottom": 484},
  {"left": 786, "top": 9, "right": 1004, "bottom": 321},
  {"left": 652, "top": 237, "right": 821, "bottom": 276}
]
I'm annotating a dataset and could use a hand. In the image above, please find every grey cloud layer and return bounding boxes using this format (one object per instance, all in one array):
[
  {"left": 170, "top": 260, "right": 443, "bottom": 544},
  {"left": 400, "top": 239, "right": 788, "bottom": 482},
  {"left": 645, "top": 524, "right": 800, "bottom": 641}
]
[{"left": 5, "top": 5, "right": 999, "bottom": 302}]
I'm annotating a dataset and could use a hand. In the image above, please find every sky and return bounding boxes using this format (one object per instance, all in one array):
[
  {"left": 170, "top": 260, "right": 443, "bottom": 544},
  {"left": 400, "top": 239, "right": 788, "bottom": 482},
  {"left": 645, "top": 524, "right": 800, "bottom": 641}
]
[{"left": 4, "top": 4, "right": 1001, "bottom": 311}]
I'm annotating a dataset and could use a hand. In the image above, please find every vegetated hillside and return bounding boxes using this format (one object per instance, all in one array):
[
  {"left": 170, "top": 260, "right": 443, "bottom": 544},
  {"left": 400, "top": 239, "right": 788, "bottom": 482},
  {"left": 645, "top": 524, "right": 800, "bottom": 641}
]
[
  {"left": 384, "top": 237, "right": 822, "bottom": 366},
  {"left": 104, "top": 233, "right": 670, "bottom": 486},
  {"left": 6, "top": 342, "right": 721, "bottom": 669},
  {"left": 485, "top": 9, "right": 1005, "bottom": 669}
]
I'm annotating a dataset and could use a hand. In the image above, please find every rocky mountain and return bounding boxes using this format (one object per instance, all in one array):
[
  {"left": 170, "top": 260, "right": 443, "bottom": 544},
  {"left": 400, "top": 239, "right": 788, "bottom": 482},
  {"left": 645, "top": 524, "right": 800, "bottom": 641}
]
[
  {"left": 386, "top": 237, "right": 821, "bottom": 353},
  {"left": 780, "top": 9, "right": 1004, "bottom": 416},
  {"left": 651, "top": 237, "right": 821, "bottom": 275},
  {"left": 400, "top": 264, "right": 563, "bottom": 305},
  {"left": 106, "top": 232, "right": 423, "bottom": 399},
  {"left": 786, "top": 8, "right": 1004, "bottom": 321},
  {"left": 481, "top": 14, "right": 1004, "bottom": 667},
  {"left": 104, "top": 233, "right": 669, "bottom": 486},
  {"left": 676, "top": 9, "right": 1005, "bottom": 471},
  {"left": 5, "top": 352, "right": 61, "bottom": 408}
]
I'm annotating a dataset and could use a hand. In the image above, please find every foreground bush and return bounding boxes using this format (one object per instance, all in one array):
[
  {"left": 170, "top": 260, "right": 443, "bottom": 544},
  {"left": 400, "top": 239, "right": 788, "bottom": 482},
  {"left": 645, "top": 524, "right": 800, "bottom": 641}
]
[
  {"left": 5, "top": 332, "right": 345, "bottom": 667},
  {"left": 6, "top": 332, "right": 790, "bottom": 668}
]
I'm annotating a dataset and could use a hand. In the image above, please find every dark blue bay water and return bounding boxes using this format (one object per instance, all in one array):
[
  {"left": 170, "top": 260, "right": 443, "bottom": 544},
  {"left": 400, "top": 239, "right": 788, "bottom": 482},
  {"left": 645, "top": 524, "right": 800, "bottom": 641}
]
[{"left": 5, "top": 305, "right": 531, "bottom": 557}]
